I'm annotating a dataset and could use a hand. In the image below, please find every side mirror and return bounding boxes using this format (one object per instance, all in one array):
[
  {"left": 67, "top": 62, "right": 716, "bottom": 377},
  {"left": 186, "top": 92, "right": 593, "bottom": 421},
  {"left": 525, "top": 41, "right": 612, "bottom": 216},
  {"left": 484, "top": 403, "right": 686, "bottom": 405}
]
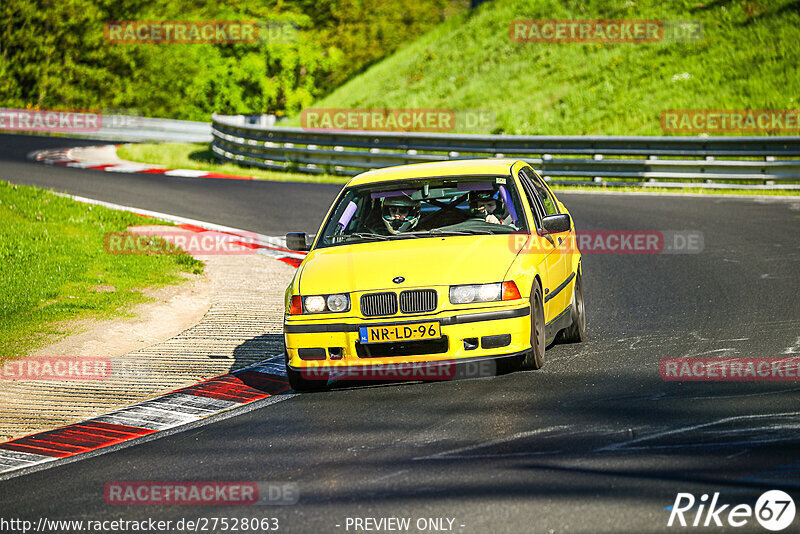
[
  {"left": 286, "top": 232, "right": 311, "bottom": 251},
  {"left": 539, "top": 214, "right": 571, "bottom": 236}
]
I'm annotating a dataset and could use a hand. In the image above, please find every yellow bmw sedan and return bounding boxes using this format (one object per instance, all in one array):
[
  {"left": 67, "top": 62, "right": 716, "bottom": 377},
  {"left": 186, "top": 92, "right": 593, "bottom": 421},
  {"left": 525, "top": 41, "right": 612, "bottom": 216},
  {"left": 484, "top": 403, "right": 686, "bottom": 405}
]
[{"left": 283, "top": 159, "right": 584, "bottom": 391}]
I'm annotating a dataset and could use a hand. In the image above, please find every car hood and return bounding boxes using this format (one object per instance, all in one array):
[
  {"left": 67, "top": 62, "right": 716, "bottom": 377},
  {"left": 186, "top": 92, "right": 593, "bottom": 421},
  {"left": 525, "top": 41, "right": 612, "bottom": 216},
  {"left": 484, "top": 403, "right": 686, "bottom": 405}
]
[{"left": 298, "top": 235, "right": 526, "bottom": 294}]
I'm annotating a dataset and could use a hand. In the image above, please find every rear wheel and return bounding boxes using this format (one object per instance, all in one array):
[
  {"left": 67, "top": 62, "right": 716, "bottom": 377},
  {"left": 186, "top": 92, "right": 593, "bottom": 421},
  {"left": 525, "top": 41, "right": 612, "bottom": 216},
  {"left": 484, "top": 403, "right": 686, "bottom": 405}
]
[
  {"left": 560, "top": 270, "right": 586, "bottom": 344},
  {"left": 520, "top": 282, "right": 546, "bottom": 370},
  {"left": 285, "top": 350, "right": 329, "bottom": 392}
]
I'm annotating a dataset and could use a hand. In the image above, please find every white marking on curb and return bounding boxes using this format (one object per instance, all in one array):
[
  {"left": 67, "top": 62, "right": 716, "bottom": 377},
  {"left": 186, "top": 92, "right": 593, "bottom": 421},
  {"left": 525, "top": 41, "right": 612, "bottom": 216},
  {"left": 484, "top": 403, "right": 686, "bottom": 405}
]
[
  {"left": 65, "top": 161, "right": 107, "bottom": 168},
  {"left": 0, "top": 450, "right": 57, "bottom": 471},
  {"left": 89, "top": 387, "right": 244, "bottom": 432},
  {"left": 164, "top": 169, "right": 211, "bottom": 177},
  {"left": 139, "top": 392, "right": 239, "bottom": 416},
  {"left": 94, "top": 406, "right": 202, "bottom": 431},
  {"left": 105, "top": 164, "right": 157, "bottom": 173}
]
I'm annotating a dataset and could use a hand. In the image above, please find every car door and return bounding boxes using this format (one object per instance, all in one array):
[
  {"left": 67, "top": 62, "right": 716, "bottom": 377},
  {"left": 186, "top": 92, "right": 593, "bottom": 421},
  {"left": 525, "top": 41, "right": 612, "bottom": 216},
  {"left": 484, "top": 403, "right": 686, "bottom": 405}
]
[
  {"left": 518, "top": 166, "right": 572, "bottom": 319},
  {"left": 511, "top": 165, "right": 560, "bottom": 321}
]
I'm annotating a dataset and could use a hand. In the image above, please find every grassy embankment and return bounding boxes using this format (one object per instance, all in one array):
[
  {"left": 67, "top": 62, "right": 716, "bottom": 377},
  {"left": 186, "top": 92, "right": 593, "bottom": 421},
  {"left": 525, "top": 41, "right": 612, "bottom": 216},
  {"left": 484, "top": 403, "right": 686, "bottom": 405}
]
[
  {"left": 309, "top": 0, "right": 799, "bottom": 136},
  {"left": 120, "top": 0, "right": 800, "bottom": 194},
  {"left": 0, "top": 181, "right": 203, "bottom": 361}
]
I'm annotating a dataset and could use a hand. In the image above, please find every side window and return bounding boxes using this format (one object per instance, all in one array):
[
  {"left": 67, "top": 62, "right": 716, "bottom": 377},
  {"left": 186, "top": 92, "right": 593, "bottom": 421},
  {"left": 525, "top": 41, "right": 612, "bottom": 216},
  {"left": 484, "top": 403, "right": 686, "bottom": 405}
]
[
  {"left": 523, "top": 167, "right": 559, "bottom": 216},
  {"left": 517, "top": 170, "right": 543, "bottom": 228}
]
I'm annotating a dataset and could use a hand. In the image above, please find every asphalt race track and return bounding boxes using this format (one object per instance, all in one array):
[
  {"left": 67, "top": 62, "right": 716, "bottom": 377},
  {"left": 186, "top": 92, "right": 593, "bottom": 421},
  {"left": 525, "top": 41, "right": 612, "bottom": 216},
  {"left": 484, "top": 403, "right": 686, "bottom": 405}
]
[
  {"left": 1, "top": 134, "right": 340, "bottom": 235},
  {"left": 2, "top": 134, "right": 799, "bottom": 532}
]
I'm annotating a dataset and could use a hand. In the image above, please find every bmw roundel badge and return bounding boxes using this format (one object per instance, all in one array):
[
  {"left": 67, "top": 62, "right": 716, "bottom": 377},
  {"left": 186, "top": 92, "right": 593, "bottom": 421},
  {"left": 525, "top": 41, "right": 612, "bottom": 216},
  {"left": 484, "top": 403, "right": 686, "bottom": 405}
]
[{"left": 393, "top": 276, "right": 405, "bottom": 284}]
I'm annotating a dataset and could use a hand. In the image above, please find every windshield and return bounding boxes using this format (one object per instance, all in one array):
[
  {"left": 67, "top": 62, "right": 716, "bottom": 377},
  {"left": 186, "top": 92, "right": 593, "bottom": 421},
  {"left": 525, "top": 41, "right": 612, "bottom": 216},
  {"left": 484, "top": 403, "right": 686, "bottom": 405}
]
[{"left": 316, "top": 175, "right": 529, "bottom": 248}]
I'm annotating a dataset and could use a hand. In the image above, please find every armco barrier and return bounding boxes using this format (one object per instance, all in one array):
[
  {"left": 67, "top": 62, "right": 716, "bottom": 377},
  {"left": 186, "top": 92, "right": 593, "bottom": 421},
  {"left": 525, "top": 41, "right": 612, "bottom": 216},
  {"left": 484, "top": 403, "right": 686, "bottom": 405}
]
[
  {"left": 211, "top": 113, "right": 800, "bottom": 189},
  {"left": 90, "top": 115, "right": 211, "bottom": 143},
  {"left": 0, "top": 112, "right": 211, "bottom": 143}
]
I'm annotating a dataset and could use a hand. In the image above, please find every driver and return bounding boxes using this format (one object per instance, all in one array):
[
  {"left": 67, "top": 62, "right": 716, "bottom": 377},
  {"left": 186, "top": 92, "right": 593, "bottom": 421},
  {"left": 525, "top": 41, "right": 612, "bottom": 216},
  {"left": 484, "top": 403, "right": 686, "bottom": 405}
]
[
  {"left": 470, "top": 191, "right": 508, "bottom": 225},
  {"left": 381, "top": 195, "right": 420, "bottom": 234}
]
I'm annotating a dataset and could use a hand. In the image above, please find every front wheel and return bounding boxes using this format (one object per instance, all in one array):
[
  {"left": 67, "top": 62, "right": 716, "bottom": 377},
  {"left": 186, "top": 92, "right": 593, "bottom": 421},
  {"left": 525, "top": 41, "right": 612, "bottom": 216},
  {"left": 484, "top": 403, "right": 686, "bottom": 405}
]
[{"left": 520, "top": 282, "right": 546, "bottom": 370}]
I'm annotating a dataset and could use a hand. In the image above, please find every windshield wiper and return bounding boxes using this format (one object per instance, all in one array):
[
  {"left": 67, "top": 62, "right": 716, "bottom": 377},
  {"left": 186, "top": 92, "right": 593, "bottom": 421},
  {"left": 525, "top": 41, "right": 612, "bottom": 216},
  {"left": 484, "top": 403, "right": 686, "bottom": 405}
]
[
  {"left": 422, "top": 229, "right": 494, "bottom": 236},
  {"left": 330, "top": 232, "right": 392, "bottom": 241}
]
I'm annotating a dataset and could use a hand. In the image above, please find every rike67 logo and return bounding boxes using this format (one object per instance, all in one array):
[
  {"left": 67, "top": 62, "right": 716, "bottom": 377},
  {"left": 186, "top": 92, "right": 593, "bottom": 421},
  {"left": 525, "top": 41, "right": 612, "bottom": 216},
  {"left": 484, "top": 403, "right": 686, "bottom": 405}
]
[{"left": 668, "top": 490, "right": 796, "bottom": 531}]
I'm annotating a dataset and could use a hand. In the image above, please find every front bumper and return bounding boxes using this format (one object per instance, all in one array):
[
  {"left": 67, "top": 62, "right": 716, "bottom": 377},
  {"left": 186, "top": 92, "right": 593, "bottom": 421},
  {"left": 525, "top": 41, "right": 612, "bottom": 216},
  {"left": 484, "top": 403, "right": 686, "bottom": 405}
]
[{"left": 284, "top": 303, "right": 532, "bottom": 370}]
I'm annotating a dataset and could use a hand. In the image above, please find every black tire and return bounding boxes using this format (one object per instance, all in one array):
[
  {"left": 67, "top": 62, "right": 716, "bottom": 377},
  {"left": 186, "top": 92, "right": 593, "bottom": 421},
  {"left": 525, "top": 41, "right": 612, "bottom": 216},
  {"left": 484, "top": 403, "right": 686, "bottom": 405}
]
[
  {"left": 560, "top": 269, "right": 586, "bottom": 344},
  {"left": 520, "top": 282, "right": 546, "bottom": 370},
  {"left": 285, "top": 351, "right": 329, "bottom": 392}
]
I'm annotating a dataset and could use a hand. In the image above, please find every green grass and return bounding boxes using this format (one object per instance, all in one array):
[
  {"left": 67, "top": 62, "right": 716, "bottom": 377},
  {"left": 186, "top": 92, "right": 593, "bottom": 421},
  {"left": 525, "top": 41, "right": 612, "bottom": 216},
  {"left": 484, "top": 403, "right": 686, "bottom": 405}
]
[
  {"left": 118, "top": 142, "right": 799, "bottom": 195},
  {"left": 117, "top": 143, "right": 349, "bottom": 184},
  {"left": 293, "top": 0, "right": 800, "bottom": 136},
  {"left": 0, "top": 181, "right": 204, "bottom": 362}
]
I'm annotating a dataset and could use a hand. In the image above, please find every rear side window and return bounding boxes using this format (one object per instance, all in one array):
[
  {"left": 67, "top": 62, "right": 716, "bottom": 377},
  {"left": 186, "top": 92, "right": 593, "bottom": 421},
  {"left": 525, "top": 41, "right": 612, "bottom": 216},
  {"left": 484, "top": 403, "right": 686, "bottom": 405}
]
[
  {"left": 521, "top": 167, "right": 558, "bottom": 216},
  {"left": 517, "top": 170, "right": 543, "bottom": 227}
]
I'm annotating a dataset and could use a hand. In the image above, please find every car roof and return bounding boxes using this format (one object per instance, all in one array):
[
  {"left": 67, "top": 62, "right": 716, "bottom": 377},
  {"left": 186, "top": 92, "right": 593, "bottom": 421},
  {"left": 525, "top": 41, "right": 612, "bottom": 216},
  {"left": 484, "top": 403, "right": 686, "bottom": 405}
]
[{"left": 346, "top": 159, "right": 519, "bottom": 187}]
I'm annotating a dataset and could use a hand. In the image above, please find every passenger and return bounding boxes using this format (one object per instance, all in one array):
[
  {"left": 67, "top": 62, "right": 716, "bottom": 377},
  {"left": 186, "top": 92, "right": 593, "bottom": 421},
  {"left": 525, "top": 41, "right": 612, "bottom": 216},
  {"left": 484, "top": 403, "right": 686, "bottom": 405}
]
[{"left": 470, "top": 191, "right": 509, "bottom": 225}]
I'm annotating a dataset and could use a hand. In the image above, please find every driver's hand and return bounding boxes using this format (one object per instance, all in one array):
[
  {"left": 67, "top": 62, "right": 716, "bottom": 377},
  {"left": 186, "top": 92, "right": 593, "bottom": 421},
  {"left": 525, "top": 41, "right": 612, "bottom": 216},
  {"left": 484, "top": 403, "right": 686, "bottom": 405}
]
[{"left": 485, "top": 214, "right": 501, "bottom": 224}]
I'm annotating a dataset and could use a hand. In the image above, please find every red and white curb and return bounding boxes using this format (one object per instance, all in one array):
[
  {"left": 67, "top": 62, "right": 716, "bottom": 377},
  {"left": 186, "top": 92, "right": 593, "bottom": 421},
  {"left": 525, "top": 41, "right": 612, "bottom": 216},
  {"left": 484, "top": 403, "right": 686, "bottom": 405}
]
[
  {"left": 32, "top": 145, "right": 308, "bottom": 266},
  {"left": 0, "top": 193, "right": 306, "bottom": 479},
  {"left": 29, "top": 145, "right": 256, "bottom": 181},
  {"left": 56, "top": 192, "right": 307, "bottom": 267},
  {"left": 0, "top": 356, "right": 290, "bottom": 478}
]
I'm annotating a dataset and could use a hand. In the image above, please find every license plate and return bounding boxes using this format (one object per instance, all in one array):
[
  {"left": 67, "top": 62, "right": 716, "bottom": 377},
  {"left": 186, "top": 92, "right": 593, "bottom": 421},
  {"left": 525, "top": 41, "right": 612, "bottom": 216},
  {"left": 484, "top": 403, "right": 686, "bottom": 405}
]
[{"left": 359, "top": 322, "right": 441, "bottom": 344}]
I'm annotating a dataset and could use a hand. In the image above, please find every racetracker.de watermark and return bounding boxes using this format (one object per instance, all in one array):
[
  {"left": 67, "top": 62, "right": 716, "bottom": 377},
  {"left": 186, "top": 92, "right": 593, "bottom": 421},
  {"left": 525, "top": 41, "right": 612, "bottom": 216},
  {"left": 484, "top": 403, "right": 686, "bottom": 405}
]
[
  {"left": 661, "top": 109, "right": 800, "bottom": 133},
  {"left": 0, "top": 108, "right": 158, "bottom": 133},
  {"left": 0, "top": 108, "right": 101, "bottom": 133},
  {"left": 509, "top": 19, "right": 702, "bottom": 43},
  {"left": 104, "top": 20, "right": 297, "bottom": 44},
  {"left": 297, "top": 360, "right": 497, "bottom": 382},
  {"left": 1, "top": 357, "right": 111, "bottom": 380},
  {"left": 104, "top": 228, "right": 259, "bottom": 256},
  {"left": 510, "top": 230, "right": 704, "bottom": 255},
  {"left": 299, "top": 108, "right": 495, "bottom": 133},
  {"left": 661, "top": 357, "right": 800, "bottom": 381},
  {"left": 104, "top": 481, "right": 298, "bottom": 505}
]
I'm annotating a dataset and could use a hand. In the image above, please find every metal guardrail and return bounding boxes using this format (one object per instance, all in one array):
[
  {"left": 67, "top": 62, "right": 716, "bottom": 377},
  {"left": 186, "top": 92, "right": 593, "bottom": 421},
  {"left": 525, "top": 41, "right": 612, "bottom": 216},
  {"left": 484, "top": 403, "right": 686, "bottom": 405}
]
[
  {"left": 211, "top": 114, "right": 800, "bottom": 189},
  {"left": 1, "top": 112, "right": 211, "bottom": 143},
  {"left": 94, "top": 115, "right": 212, "bottom": 143}
]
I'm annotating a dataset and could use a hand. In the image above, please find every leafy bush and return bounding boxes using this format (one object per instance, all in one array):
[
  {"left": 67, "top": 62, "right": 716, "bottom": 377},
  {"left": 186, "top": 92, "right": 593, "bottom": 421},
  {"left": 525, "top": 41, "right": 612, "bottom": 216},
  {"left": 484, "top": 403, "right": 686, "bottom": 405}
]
[{"left": 0, "top": 0, "right": 465, "bottom": 120}]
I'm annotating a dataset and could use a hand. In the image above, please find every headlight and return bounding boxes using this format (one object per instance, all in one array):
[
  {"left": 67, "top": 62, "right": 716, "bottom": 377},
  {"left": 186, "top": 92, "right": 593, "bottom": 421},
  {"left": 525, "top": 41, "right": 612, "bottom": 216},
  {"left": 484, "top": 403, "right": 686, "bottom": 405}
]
[
  {"left": 326, "top": 294, "right": 349, "bottom": 312},
  {"left": 478, "top": 283, "right": 501, "bottom": 302},
  {"left": 449, "top": 282, "right": 521, "bottom": 304},
  {"left": 450, "top": 285, "right": 477, "bottom": 304},
  {"left": 298, "top": 294, "right": 350, "bottom": 314},
  {"left": 304, "top": 296, "right": 327, "bottom": 313}
]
